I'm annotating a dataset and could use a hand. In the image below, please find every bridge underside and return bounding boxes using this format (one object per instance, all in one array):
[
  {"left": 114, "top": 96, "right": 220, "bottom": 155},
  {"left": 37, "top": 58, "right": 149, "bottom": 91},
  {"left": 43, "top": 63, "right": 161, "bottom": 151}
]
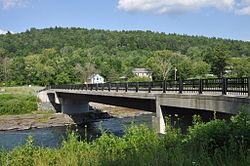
[
  {"left": 45, "top": 90, "right": 250, "bottom": 134},
  {"left": 56, "top": 92, "right": 156, "bottom": 112}
]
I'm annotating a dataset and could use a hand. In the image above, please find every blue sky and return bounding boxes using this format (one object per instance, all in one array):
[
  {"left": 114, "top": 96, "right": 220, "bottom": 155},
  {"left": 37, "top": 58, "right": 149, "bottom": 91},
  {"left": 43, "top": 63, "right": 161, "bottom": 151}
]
[{"left": 0, "top": 0, "right": 250, "bottom": 41}]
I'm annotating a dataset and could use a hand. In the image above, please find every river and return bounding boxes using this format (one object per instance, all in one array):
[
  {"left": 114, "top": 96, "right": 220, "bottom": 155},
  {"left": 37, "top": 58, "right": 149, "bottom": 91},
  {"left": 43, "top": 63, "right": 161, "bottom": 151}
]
[{"left": 0, "top": 114, "right": 153, "bottom": 150}]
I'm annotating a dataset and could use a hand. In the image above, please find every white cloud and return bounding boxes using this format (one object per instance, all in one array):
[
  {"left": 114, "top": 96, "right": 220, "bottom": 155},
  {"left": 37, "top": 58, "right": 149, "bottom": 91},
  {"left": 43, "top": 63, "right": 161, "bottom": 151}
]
[
  {"left": 235, "top": 0, "right": 250, "bottom": 15},
  {"left": 0, "top": 0, "right": 27, "bottom": 9},
  {"left": 236, "top": 5, "right": 250, "bottom": 15},
  {"left": 118, "top": 0, "right": 235, "bottom": 14},
  {"left": 0, "top": 29, "right": 14, "bottom": 34},
  {"left": 117, "top": 0, "right": 250, "bottom": 15},
  {"left": 0, "top": 29, "right": 8, "bottom": 34}
]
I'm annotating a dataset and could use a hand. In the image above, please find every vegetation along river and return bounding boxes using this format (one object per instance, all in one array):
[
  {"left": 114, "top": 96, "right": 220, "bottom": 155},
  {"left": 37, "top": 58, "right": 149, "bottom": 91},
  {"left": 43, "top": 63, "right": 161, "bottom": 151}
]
[{"left": 0, "top": 114, "right": 153, "bottom": 150}]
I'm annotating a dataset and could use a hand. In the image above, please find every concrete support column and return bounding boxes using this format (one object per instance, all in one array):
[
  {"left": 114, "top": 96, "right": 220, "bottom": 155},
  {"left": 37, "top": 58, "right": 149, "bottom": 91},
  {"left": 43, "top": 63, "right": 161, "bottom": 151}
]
[
  {"left": 59, "top": 97, "right": 89, "bottom": 114},
  {"left": 154, "top": 96, "right": 166, "bottom": 134}
]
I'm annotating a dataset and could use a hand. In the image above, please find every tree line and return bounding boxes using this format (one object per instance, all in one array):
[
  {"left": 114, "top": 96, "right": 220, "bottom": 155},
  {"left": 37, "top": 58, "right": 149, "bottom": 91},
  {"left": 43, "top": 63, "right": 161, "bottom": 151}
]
[{"left": 1, "top": 27, "right": 250, "bottom": 86}]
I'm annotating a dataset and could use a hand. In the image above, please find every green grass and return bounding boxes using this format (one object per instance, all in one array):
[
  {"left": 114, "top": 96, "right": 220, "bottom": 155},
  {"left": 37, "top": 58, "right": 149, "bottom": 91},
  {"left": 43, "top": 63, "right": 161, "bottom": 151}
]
[
  {"left": 0, "top": 87, "right": 35, "bottom": 93},
  {"left": 0, "top": 94, "right": 37, "bottom": 115},
  {"left": 0, "top": 112, "right": 249, "bottom": 166}
]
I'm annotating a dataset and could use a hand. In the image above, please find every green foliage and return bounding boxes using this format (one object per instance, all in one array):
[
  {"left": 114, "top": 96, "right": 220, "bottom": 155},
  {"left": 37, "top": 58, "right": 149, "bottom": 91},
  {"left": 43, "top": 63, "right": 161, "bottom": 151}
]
[
  {"left": 0, "top": 94, "right": 37, "bottom": 115},
  {"left": 187, "top": 119, "right": 231, "bottom": 153},
  {"left": 190, "top": 60, "right": 211, "bottom": 79},
  {"left": 0, "top": 27, "right": 250, "bottom": 85},
  {"left": 204, "top": 44, "right": 229, "bottom": 77},
  {"left": 227, "top": 58, "right": 250, "bottom": 77},
  {"left": 230, "top": 109, "right": 250, "bottom": 149},
  {"left": 127, "top": 76, "right": 151, "bottom": 82},
  {"left": 1, "top": 113, "right": 250, "bottom": 166}
]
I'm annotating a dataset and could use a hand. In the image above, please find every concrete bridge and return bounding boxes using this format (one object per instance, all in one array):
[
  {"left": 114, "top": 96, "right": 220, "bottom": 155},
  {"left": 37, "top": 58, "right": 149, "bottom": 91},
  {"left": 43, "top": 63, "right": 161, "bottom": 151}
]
[{"left": 42, "top": 77, "right": 250, "bottom": 134}]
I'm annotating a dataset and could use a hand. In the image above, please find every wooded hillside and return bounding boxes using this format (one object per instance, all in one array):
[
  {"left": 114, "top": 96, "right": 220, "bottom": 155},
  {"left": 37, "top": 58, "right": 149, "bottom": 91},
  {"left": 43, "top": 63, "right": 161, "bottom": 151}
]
[{"left": 1, "top": 27, "right": 250, "bottom": 85}]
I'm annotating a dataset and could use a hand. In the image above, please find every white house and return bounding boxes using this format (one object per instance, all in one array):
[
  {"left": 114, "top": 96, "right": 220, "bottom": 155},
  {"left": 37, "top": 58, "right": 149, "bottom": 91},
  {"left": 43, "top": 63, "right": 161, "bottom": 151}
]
[
  {"left": 87, "top": 74, "right": 105, "bottom": 84},
  {"left": 132, "top": 68, "right": 153, "bottom": 80}
]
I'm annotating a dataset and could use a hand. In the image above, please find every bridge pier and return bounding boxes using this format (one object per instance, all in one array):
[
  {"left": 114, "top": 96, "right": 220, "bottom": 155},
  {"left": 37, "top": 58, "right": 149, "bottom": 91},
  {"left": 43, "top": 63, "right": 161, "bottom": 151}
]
[
  {"left": 58, "top": 96, "right": 90, "bottom": 124},
  {"left": 59, "top": 97, "right": 89, "bottom": 114},
  {"left": 154, "top": 97, "right": 166, "bottom": 134}
]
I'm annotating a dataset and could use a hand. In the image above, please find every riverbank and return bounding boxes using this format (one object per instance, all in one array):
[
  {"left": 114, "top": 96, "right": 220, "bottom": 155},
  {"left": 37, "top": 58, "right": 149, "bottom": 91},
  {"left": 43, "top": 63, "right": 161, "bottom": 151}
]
[
  {"left": 0, "top": 102, "right": 152, "bottom": 131},
  {"left": 0, "top": 87, "right": 152, "bottom": 131},
  {"left": 0, "top": 112, "right": 75, "bottom": 131}
]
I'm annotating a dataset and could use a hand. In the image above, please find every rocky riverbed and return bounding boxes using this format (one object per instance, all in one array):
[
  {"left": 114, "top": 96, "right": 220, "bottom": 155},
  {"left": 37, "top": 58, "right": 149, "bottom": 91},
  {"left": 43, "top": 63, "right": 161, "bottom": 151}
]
[
  {"left": 0, "top": 102, "right": 152, "bottom": 131},
  {"left": 0, "top": 113, "right": 75, "bottom": 131},
  {"left": 89, "top": 102, "right": 152, "bottom": 118}
]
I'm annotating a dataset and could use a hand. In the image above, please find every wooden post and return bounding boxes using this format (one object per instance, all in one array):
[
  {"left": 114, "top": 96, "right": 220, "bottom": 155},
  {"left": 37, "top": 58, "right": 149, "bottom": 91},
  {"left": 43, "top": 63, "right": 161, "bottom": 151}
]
[
  {"left": 148, "top": 82, "right": 152, "bottom": 93},
  {"left": 179, "top": 80, "right": 183, "bottom": 94},
  {"left": 199, "top": 79, "right": 203, "bottom": 94},
  {"left": 248, "top": 78, "right": 250, "bottom": 97},
  {"left": 116, "top": 83, "right": 119, "bottom": 92},
  {"left": 222, "top": 78, "right": 227, "bottom": 95},
  {"left": 95, "top": 84, "right": 98, "bottom": 91},
  {"left": 108, "top": 83, "right": 111, "bottom": 91},
  {"left": 136, "top": 82, "right": 139, "bottom": 92},
  {"left": 125, "top": 82, "right": 128, "bottom": 92},
  {"left": 163, "top": 80, "right": 166, "bottom": 93}
]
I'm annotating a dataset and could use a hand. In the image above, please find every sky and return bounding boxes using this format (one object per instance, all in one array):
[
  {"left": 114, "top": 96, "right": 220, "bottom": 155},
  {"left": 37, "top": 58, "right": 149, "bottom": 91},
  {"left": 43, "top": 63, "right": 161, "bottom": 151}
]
[{"left": 0, "top": 0, "right": 250, "bottom": 41}]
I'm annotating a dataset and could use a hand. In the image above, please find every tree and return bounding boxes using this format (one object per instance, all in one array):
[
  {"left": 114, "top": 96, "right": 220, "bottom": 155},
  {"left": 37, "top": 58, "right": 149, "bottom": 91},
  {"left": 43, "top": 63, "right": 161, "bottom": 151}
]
[
  {"left": 0, "top": 48, "right": 12, "bottom": 83},
  {"left": 147, "top": 50, "right": 176, "bottom": 80},
  {"left": 204, "top": 44, "right": 229, "bottom": 78},
  {"left": 74, "top": 63, "right": 98, "bottom": 83},
  {"left": 23, "top": 54, "right": 55, "bottom": 85},
  {"left": 190, "top": 60, "right": 211, "bottom": 79},
  {"left": 227, "top": 58, "right": 250, "bottom": 77}
]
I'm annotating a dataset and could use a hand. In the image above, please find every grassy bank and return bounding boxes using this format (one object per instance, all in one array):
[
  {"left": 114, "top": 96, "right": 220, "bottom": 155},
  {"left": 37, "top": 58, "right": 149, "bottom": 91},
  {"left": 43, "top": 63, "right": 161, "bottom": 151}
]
[
  {"left": 0, "top": 112, "right": 249, "bottom": 166},
  {"left": 0, "top": 87, "right": 35, "bottom": 93},
  {"left": 0, "top": 94, "right": 37, "bottom": 115}
]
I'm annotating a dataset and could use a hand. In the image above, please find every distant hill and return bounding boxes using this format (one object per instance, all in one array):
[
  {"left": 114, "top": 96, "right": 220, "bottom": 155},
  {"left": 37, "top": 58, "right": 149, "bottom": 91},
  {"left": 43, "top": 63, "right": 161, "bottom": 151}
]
[
  {"left": 1, "top": 27, "right": 250, "bottom": 85},
  {"left": 0, "top": 27, "right": 249, "bottom": 57}
]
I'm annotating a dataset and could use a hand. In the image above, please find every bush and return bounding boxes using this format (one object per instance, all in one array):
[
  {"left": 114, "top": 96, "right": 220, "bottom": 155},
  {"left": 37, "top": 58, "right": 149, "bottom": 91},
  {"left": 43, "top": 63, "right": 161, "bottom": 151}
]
[
  {"left": 187, "top": 119, "right": 230, "bottom": 152},
  {"left": 0, "top": 94, "right": 37, "bottom": 115},
  {"left": 127, "top": 76, "right": 151, "bottom": 82},
  {"left": 230, "top": 110, "right": 250, "bottom": 149},
  {"left": 0, "top": 113, "right": 250, "bottom": 166}
]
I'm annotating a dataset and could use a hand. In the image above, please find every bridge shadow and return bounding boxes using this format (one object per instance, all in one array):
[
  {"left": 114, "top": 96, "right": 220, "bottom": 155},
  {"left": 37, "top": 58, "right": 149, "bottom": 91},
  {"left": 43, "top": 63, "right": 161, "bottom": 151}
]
[
  {"left": 47, "top": 93, "right": 61, "bottom": 112},
  {"left": 161, "top": 106, "right": 232, "bottom": 133}
]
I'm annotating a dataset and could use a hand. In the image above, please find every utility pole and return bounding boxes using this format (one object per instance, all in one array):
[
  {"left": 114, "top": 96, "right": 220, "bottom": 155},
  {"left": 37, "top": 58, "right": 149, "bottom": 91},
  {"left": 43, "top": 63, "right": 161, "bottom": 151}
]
[{"left": 174, "top": 67, "right": 177, "bottom": 80}]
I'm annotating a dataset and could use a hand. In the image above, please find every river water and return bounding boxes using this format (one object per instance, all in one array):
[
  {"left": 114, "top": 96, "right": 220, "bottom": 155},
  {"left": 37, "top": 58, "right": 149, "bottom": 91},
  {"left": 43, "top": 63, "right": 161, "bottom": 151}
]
[{"left": 0, "top": 114, "right": 153, "bottom": 150}]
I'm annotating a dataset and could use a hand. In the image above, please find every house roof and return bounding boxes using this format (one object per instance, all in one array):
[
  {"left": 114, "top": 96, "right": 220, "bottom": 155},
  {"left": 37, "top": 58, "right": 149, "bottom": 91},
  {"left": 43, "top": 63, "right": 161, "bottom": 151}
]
[
  {"left": 132, "top": 68, "right": 152, "bottom": 73},
  {"left": 87, "top": 74, "right": 103, "bottom": 79}
]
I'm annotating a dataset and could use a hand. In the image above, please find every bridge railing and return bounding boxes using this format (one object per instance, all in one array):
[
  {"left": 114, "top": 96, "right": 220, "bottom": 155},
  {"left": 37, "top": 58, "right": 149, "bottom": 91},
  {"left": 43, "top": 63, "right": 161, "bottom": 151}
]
[{"left": 47, "top": 77, "right": 250, "bottom": 96}]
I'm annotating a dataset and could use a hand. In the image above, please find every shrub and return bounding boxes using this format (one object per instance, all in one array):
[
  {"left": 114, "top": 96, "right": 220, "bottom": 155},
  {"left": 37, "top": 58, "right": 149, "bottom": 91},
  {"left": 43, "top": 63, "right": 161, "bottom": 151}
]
[
  {"left": 127, "top": 76, "right": 151, "bottom": 82},
  {"left": 0, "top": 94, "right": 37, "bottom": 115},
  {"left": 230, "top": 110, "right": 250, "bottom": 149},
  {"left": 187, "top": 119, "right": 230, "bottom": 153}
]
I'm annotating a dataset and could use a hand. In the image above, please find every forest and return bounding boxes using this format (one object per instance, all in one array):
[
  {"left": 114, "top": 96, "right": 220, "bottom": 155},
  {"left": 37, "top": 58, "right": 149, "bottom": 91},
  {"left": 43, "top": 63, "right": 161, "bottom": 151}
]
[{"left": 1, "top": 27, "right": 250, "bottom": 86}]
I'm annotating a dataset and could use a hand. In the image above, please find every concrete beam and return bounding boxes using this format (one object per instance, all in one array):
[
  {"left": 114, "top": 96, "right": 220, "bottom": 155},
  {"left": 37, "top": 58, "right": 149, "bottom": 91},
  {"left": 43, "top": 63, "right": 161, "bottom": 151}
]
[{"left": 157, "top": 94, "right": 250, "bottom": 114}]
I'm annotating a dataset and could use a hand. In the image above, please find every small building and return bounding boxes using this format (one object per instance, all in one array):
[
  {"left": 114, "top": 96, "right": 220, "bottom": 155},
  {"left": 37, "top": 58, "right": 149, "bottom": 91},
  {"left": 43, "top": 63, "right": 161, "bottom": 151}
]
[
  {"left": 119, "top": 76, "right": 127, "bottom": 81},
  {"left": 132, "top": 68, "right": 153, "bottom": 80},
  {"left": 87, "top": 74, "right": 105, "bottom": 84}
]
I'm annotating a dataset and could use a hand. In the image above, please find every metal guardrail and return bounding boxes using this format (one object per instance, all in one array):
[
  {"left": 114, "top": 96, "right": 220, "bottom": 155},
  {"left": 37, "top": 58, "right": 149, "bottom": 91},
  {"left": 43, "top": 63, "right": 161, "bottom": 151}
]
[{"left": 46, "top": 77, "right": 250, "bottom": 96}]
